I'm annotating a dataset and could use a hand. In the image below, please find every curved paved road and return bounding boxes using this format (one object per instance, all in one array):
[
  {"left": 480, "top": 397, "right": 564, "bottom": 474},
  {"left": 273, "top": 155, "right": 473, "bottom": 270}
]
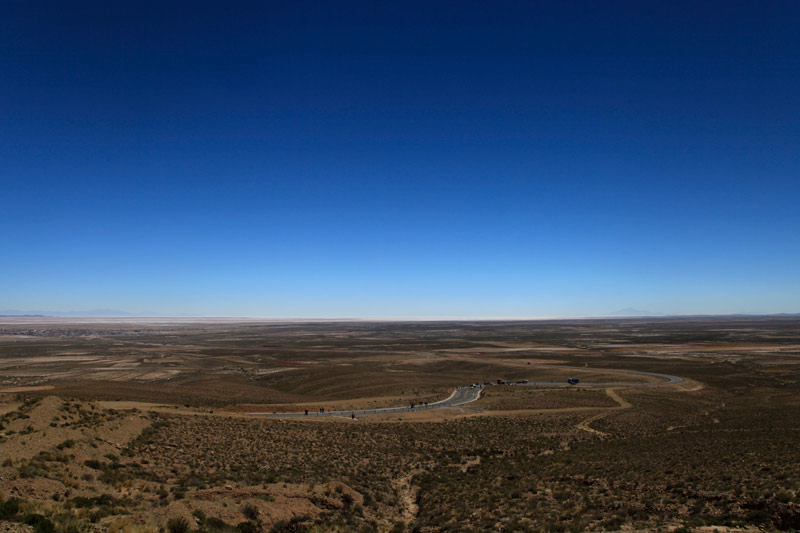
[{"left": 249, "top": 365, "right": 683, "bottom": 419}]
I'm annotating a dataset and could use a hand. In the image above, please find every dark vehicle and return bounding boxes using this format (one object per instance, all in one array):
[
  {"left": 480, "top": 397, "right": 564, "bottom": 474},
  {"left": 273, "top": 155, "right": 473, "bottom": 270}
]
[
  {"left": 567, "top": 378, "right": 580, "bottom": 385},
  {"left": 497, "top": 378, "right": 504, "bottom": 385}
]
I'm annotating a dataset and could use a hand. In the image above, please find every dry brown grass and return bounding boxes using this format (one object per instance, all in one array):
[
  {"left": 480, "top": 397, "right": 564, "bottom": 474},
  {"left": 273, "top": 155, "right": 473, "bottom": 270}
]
[
  {"left": 479, "top": 387, "right": 619, "bottom": 411},
  {"left": 1, "top": 317, "right": 799, "bottom": 531}
]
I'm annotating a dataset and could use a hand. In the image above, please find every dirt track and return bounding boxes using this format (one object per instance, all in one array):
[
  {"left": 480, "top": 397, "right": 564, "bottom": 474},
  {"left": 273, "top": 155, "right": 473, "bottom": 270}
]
[{"left": 248, "top": 363, "right": 683, "bottom": 419}]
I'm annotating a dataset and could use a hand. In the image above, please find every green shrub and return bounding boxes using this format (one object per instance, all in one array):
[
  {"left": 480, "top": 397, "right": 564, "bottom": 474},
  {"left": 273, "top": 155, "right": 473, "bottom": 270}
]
[
  {"left": 166, "top": 516, "right": 190, "bottom": 533},
  {"left": 241, "top": 503, "right": 259, "bottom": 520},
  {"left": 24, "top": 513, "right": 55, "bottom": 533},
  {"left": 341, "top": 493, "right": 354, "bottom": 508},
  {"left": 237, "top": 521, "right": 259, "bottom": 533},
  {"left": 0, "top": 498, "right": 21, "bottom": 519},
  {"left": 205, "top": 516, "right": 230, "bottom": 530}
]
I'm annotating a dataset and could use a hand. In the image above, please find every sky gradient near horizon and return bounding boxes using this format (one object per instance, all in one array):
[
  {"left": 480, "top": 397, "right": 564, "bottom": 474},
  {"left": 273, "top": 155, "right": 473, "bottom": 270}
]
[{"left": 2, "top": 1, "right": 799, "bottom": 317}]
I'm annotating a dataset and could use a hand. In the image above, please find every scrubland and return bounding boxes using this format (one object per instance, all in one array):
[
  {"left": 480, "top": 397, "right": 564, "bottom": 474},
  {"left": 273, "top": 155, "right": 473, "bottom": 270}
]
[{"left": 0, "top": 317, "right": 799, "bottom": 531}]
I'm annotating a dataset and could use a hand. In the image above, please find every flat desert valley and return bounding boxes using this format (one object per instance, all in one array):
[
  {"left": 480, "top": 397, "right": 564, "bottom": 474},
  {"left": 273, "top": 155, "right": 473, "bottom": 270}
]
[{"left": 0, "top": 317, "right": 799, "bottom": 531}]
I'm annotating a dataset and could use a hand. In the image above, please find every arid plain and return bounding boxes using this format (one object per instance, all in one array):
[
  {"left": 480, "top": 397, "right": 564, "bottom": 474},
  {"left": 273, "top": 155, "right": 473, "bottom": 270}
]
[{"left": 0, "top": 317, "right": 798, "bottom": 532}]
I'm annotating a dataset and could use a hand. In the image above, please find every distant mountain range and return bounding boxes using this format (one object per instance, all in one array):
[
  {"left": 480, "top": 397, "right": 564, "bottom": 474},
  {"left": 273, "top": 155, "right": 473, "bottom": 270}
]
[
  {"left": 0, "top": 309, "right": 158, "bottom": 317},
  {"left": 607, "top": 308, "right": 662, "bottom": 316},
  {"left": 0, "top": 309, "right": 797, "bottom": 319},
  {"left": 605, "top": 309, "right": 800, "bottom": 318}
]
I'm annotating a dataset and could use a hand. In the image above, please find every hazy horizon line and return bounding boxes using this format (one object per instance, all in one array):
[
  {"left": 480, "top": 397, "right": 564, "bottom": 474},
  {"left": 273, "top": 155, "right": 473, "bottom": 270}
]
[{"left": 1, "top": 312, "right": 798, "bottom": 323}]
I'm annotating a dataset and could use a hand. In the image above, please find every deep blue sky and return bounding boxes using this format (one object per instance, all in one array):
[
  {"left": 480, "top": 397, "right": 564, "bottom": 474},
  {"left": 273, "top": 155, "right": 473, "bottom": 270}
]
[{"left": 2, "top": 1, "right": 799, "bottom": 317}]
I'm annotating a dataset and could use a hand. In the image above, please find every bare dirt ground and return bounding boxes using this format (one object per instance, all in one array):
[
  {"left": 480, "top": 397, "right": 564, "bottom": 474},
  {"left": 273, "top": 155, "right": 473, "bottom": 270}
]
[{"left": 1, "top": 317, "right": 799, "bottom": 531}]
